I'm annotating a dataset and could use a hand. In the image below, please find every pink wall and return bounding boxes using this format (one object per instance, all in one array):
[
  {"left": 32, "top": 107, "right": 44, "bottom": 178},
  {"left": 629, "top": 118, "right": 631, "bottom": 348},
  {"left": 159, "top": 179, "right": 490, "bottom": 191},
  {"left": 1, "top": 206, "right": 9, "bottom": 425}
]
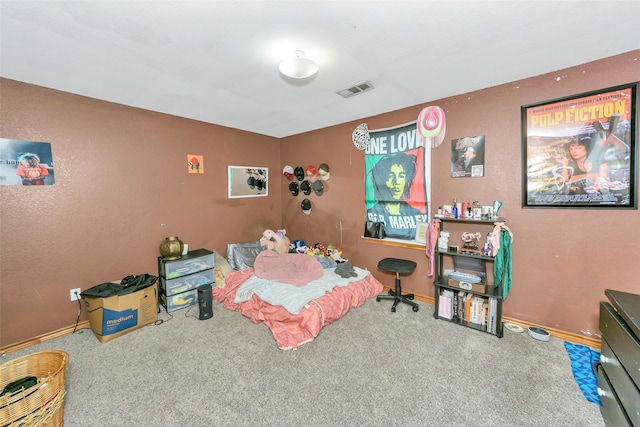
[
  {"left": 1, "top": 50, "right": 639, "bottom": 349},
  {"left": 0, "top": 80, "right": 281, "bottom": 347},
  {"left": 280, "top": 50, "right": 640, "bottom": 340}
]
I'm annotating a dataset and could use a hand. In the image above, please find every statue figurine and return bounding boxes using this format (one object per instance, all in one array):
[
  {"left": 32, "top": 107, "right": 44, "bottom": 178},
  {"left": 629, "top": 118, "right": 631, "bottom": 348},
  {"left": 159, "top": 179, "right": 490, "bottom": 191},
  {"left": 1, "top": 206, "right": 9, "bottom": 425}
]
[
  {"left": 461, "top": 232, "right": 482, "bottom": 254},
  {"left": 483, "top": 232, "right": 493, "bottom": 256},
  {"left": 438, "top": 231, "right": 450, "bottom": 251}
]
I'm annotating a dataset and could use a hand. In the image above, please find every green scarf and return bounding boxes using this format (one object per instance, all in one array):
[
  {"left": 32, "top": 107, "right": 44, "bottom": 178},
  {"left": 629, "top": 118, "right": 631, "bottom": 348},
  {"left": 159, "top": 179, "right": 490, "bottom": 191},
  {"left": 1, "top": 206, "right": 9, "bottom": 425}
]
[{"left": 493, "top": 228, "right": 512, "bottom": 299}]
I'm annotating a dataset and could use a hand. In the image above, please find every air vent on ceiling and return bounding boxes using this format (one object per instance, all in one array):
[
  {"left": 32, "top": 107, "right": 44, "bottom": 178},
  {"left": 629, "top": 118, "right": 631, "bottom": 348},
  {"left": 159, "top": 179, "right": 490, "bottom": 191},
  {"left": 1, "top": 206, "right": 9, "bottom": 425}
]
[{"left": 336, "top": 80, "right": 374, "bottom": 98}]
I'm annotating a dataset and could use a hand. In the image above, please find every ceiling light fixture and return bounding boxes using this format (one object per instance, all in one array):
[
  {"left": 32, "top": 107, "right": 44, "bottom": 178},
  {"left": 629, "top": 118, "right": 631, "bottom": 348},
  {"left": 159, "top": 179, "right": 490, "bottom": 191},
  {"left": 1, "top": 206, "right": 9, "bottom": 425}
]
[{"left": 279, "top": 50, "right": 319, "bottom": 79}]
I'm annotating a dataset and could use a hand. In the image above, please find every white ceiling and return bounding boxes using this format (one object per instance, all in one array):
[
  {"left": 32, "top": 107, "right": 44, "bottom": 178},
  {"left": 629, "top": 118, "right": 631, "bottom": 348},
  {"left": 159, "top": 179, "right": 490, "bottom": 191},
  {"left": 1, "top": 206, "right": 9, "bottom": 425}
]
[{"left": 2, "top": 1, "right": 640, "bottom": 138}]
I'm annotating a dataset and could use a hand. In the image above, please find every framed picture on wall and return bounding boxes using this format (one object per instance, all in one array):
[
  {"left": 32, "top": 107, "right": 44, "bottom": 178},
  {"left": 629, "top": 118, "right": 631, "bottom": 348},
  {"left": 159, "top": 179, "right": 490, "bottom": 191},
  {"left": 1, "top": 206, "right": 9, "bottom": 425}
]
[
  {"left": 228, "top": 166, "right": 268, "bottom": 198},
  {"left": 450, "top": 135, "right": 485, "bottom": 178},
  {"left": 0, "top": 138, "right": 56, "bottom": 186},
  {"left": 522, "top": 82, "right": 638, "bottom": 208},
  {"left": 414, "top": 221, "right": 429, "bottom": 244}
]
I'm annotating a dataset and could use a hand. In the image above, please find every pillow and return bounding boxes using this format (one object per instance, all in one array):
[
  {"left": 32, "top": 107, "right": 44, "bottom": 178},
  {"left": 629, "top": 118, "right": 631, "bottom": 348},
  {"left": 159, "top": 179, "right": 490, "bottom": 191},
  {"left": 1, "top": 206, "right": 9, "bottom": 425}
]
[
  {"left": 226, "top": 241, "right": 265, "bottom": 270},
  {"left": 253, "top": 251, "right": 323, "bottom": 286},
  {"left": 213, "top": 251, "right": 234, "bottom": 287}
]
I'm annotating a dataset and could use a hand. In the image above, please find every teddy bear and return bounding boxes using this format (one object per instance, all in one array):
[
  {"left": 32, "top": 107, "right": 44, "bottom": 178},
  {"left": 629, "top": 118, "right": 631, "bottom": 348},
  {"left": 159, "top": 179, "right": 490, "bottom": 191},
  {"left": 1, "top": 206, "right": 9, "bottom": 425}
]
[{"left": 259, "top": 229, "right": 291, "bottom": 255}]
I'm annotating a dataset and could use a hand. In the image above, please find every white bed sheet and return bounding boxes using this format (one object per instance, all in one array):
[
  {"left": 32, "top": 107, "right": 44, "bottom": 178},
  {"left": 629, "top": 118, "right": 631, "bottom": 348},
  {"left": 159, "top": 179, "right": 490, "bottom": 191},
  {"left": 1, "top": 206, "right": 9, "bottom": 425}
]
[{"left": 234, "top": 267, "right": 370, "bottom": 315}]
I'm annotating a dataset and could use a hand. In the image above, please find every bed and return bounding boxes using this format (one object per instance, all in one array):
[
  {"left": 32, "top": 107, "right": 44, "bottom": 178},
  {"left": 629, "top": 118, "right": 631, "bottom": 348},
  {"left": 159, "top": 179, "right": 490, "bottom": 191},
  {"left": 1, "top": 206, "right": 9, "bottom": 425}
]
[{"left": 212, "top": 242, "right": 383, "bottom": 350}]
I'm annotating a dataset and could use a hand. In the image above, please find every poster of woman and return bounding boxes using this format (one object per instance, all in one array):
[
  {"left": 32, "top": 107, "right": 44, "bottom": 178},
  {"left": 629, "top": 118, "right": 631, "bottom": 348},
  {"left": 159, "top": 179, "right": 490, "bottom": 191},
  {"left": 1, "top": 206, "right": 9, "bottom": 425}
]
[
  {"left": 365, "top": 122, "right": 430, "bottom": 239},
  {"left": 522, "top": 83, "right": 636, "bottom": 208}
]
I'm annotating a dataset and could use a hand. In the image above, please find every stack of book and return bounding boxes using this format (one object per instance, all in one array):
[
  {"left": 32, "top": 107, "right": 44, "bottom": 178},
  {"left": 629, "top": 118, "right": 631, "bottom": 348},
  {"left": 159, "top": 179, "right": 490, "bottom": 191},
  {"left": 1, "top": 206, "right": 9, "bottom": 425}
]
[{"left": 449, "top": 291, "right": 499, "bottom": 333}]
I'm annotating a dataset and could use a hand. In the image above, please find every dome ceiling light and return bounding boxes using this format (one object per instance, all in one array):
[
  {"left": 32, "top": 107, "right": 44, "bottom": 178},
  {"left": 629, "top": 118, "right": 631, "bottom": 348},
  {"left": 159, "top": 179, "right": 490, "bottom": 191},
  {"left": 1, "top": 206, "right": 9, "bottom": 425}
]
[{"left": 278, "top": 50, "right": 319, "bottom": 79}]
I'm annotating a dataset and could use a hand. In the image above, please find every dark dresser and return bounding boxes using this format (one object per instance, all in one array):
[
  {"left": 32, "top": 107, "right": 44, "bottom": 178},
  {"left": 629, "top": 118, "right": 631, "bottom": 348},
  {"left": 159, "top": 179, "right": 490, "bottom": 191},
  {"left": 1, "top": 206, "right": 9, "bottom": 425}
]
[{"left": 597, "top": 289, "right": 640, "bottom": 427}]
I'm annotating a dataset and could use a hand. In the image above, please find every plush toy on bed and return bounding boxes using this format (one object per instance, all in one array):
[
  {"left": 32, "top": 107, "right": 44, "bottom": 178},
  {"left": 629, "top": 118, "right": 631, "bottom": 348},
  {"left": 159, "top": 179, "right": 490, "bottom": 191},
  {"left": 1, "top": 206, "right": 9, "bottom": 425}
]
[
  {"left": 312, "top": 243, "right": 326, "bottom": 257},
  {"left": 326, "top": 244, "right": 348, "bottom": 263},
  {"left": 292, "top": 239, "right": 308, "bottom": 254},
  {"left": 260, "top": 229, "right": 291, "bottom": 255}
]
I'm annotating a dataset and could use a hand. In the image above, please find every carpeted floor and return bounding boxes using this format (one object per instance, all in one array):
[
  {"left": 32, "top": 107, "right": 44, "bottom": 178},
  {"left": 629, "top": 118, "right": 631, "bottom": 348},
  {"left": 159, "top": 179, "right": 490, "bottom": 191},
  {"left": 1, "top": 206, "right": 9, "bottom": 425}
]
[
  {"left": 563, "top": 341, "right": 601, "bottom": 405},
  {"left": 3, "top": 299, "right": 605, "bottom": 426}
]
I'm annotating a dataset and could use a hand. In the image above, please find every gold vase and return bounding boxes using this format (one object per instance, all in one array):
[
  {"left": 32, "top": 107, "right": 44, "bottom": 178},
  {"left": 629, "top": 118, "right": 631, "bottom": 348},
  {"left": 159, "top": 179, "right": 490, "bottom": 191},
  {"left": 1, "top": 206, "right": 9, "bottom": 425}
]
[{"left": 159, "top": 236, "right": 184, "bottom": 260}]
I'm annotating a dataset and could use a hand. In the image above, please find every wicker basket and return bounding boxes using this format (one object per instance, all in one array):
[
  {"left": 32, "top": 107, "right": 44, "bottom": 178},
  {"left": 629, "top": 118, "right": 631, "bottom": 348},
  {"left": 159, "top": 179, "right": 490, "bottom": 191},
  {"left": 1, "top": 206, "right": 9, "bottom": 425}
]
[{"left": 0, "top": 350, "right": 69, "bottom": 427}]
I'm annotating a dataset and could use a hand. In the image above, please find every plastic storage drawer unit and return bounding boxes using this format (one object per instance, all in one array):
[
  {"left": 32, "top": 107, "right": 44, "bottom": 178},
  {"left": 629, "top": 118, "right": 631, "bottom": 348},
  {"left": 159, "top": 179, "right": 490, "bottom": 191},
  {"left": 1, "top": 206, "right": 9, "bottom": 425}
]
[
  {"left": 161, "top": 288, "right": 199, "bottom": 312},
  {"left": 158, "top": 248, "right": 215, "bottom": 313},
  {"left": 158, "top": 248, "right": 214, "bottom": 279},
  {"left": 161, "top": 269, "right": 214, "bottom": 297}
]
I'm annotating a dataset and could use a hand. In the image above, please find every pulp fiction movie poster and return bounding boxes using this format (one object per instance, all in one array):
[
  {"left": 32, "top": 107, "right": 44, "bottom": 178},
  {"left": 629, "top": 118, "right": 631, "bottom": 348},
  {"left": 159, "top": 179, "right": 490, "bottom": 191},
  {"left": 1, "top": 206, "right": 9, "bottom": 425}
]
[{"left": 523, "top": 84, "right": 635, "bottom": 207}]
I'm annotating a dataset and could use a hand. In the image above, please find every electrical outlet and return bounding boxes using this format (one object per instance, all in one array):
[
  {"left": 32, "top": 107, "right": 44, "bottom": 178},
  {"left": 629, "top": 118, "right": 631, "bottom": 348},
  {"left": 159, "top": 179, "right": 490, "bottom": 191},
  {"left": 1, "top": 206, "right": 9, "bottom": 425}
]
[{"left": 70, "top": 288, "right": 81, "bottom": 301}]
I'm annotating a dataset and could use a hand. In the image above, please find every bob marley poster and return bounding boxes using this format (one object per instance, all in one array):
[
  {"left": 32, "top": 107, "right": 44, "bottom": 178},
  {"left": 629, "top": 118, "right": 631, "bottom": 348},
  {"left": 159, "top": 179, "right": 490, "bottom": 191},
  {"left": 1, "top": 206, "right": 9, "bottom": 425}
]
[
  {"left": 523, "top": 83, "right": 636, "bottom": 208},
  {"left": 0, "top": 138, "right": 55, "bottom": 186},
  {"left": 365, "top": 122, "right": 430, "bottom": 240}
]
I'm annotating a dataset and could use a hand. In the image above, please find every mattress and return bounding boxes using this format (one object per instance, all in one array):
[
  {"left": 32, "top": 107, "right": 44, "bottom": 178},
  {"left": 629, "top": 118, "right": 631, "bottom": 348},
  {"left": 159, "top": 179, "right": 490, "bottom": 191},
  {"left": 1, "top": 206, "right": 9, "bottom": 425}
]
[{"left": 212, "top": 266, "right": 383, "bottom": 350}]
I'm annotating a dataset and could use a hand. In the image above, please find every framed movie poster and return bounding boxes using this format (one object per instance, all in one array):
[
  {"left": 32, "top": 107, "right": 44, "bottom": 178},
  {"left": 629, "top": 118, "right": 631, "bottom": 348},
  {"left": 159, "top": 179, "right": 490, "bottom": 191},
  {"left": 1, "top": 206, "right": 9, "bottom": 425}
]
[{"left": 522, "top": 82, "right": 637, "bottom": 208}]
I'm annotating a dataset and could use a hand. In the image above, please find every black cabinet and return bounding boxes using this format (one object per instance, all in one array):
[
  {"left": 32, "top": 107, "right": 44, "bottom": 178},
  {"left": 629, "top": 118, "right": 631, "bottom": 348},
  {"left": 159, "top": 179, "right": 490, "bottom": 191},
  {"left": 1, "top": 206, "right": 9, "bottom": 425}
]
[
  {"left": 432, "top": 216, "right": 506, "bottom": 337},
  {"left": 598, "top": 289, "right": 640, "bottom": 427}
]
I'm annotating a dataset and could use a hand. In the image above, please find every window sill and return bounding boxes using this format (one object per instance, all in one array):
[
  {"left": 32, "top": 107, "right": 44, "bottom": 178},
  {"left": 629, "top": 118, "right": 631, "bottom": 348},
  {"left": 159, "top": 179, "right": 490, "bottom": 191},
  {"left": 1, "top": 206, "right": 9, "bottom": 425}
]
[{"left": 361, "top": 236, "right": 426, "bottom": 251}]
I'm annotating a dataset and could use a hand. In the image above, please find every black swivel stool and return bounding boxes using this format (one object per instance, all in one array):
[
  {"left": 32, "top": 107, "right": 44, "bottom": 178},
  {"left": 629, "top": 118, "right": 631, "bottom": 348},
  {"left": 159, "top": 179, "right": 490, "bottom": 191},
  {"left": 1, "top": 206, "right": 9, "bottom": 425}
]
[{"left": 376, "top": 257, "right": 419, "bottom": 312}]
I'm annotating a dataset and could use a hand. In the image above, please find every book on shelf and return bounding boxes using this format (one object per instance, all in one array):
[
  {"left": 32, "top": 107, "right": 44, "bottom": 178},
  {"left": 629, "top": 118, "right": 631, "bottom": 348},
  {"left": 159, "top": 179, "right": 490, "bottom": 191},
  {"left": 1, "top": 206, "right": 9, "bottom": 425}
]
[
  {"left": 470, "top": 296, "right": 486, "bottom": 326},
  {"left": 482, "top": 300, "right": 489, "bottom": 327},
  {"left": 489, "top": 297, "right": 498, "bottom": 334},
  {"left": 465, "top": 293, "right": 473, "bottom": 322},
  {"left": 456, "top": 292, "right": 466, "bottom": 321}
]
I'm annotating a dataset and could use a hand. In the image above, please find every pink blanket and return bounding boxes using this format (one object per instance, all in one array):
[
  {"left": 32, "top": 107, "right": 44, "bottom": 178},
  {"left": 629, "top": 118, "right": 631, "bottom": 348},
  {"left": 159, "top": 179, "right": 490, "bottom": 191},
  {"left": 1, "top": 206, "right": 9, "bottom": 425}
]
[
  {"left": 253, "top": 251, "right": 323, "bottom": 286},
  {"left": 213, "top": 268, "right": 384, "bottom": 350}
]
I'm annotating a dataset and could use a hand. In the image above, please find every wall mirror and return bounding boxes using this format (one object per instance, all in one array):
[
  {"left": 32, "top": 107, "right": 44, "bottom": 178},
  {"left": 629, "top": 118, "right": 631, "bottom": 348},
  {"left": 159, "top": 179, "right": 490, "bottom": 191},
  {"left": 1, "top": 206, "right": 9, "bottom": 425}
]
[{"left": 228, "top": 166, "right": 268, "bottom": 198}]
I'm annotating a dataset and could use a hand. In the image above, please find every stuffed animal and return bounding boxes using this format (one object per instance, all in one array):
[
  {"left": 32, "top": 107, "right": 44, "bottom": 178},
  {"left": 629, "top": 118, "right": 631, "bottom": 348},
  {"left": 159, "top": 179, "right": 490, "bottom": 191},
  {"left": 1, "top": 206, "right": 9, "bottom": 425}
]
[
  {"left": 260, "top": 229, "right": 291, "bottom": 255},
  {"left": 329, "top": 248, "right": 347, "bottom": 263},
  {"left": 292, "top": 239, "right": 306, "bottom": 254},
  {"left": 326, "top": 244, "right": 347, "bottom": 263},
  {"left": 313, "top": 243, "right": 326, "bottom": 257}
]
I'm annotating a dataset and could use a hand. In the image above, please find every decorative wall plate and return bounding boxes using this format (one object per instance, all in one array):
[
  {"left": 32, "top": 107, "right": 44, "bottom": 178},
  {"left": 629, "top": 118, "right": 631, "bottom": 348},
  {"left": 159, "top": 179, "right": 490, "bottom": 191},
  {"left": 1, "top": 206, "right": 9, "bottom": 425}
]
[{"left": 352, "top": 123, "right": 371, "bottom": 150}]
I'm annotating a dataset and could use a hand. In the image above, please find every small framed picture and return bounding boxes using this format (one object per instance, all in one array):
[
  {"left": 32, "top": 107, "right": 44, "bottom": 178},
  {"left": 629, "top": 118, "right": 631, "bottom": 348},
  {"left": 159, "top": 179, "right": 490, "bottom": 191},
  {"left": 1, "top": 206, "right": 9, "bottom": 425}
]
[{"left": 414, "top": 221, "right": 428, "bottom": 244}]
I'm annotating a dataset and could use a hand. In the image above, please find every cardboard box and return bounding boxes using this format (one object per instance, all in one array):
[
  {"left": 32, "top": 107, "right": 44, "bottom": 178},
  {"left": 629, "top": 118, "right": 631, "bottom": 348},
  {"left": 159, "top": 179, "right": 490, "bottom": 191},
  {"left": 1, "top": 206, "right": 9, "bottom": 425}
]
[
  {"left": 448, "top": 278, "right": 486, "bottom": 294},
  {"left": 83, "top": 282, "right": 158, "bottom": 343}
]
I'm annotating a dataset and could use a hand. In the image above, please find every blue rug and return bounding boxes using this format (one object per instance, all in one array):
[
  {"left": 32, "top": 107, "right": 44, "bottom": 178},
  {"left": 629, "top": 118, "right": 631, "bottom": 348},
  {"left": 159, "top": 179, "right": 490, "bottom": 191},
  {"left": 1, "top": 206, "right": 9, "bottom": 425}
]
[{"left": 564, "top": 341, "right": 601, "bottom": 405}]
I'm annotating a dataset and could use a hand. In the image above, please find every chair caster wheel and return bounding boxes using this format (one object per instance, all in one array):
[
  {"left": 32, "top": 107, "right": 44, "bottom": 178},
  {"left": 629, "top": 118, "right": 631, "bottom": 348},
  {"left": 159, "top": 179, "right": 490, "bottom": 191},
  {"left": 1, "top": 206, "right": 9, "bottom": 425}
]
[
  {"left": 388, "top": 290, "right": 394, "bottom": 296},
  {"left": 412, "top": 306, "right": 419, "bottom": 312},
  {"left": 376, "top": 296, "right": 380, "bottom": 302},
  {"left": 391, "top": 307, "right": 396, "bottom": 313}
]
